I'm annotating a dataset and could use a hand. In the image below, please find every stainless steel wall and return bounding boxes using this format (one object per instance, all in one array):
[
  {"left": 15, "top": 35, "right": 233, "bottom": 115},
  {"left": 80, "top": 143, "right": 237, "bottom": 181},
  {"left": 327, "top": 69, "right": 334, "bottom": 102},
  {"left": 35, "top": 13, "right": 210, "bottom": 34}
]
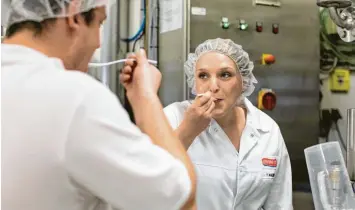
[
  {"left": 159, "top": 0, "right": 320, "bottom": 186},
  {"left": 158, "top": 0, "right": 190, "bottom": 105}
]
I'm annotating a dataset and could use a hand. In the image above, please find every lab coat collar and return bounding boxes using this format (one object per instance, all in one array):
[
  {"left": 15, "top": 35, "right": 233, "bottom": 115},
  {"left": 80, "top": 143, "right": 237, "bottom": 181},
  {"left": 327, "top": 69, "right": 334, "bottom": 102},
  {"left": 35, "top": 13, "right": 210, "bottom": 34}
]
[
  {"left": 207, "top": 97, "right": 270, "bottom": 137},
  {"left": 243, "top": 97, "right": 271, "bottom": 133},
  {"left": 239, "top": 98, "right": 270, "bottom": 161},
  {"left": 2, "top": 44, "right": 66, "bottom": 70},
  {"left": 207, "top": 97, "right": 269, "bottom": 159}
]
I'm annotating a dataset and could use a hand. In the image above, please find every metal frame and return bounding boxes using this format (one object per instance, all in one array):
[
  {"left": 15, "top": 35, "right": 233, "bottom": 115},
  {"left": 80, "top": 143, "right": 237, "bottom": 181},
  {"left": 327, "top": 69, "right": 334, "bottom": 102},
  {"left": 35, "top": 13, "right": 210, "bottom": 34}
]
[
  {"left": 347, "top": 108, "right": 355, "bottom": 181},
  {"left": 183, "top": 0, "right": 191, "bottom": 100}
]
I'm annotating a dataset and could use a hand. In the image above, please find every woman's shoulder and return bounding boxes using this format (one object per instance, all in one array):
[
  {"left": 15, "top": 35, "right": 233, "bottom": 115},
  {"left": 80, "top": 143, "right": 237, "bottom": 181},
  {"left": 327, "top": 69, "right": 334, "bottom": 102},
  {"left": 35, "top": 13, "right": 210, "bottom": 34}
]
[
  {"left": 163, "top": 100, "right": 190, "bottom": 115},
  {"left": 244, "top": 98, "right": 279, "bottom": 132},
  {"left": 163, "top": 100, "right": 190, "bottom": 128}
]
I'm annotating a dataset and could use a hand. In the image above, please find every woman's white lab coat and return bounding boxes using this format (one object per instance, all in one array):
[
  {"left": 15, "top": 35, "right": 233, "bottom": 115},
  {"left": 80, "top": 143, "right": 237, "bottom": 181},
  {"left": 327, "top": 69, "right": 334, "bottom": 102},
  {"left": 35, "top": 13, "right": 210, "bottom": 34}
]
[{"left": 164, "top": 98, "right": 293, "bottom": 210}]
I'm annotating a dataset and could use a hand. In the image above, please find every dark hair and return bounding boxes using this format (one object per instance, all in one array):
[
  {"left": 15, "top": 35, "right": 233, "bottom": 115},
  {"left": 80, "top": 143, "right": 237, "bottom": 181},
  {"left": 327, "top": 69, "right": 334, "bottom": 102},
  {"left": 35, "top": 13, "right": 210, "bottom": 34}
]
[{"left": 6, "top": 0, "right": 95, "bottom": 38}]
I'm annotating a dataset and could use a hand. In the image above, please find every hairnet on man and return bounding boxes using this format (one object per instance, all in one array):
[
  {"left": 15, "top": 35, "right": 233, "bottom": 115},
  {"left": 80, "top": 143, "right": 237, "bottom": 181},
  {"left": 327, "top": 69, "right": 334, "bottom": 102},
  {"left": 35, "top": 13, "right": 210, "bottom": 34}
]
[{"left": 1, "top": 1, "right": 198, "bottom": 210}]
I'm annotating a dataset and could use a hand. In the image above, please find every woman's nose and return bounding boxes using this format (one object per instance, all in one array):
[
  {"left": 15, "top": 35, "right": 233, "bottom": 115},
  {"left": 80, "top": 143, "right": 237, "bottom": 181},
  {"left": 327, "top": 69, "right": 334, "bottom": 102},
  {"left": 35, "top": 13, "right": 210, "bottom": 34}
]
[{"left": 209, "top": 78, "right": 219, "bottom": 93}]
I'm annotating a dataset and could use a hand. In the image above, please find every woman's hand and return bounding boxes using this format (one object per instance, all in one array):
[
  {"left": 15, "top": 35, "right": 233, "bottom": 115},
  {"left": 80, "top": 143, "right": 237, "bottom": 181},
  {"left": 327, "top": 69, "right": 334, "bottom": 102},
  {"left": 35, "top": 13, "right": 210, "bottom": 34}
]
[
  {"left": 176, "top": 91, "right": 216, "bottom": 149},
  {"left": 184, "top": 91, "right": 215, "bottom": 133}
]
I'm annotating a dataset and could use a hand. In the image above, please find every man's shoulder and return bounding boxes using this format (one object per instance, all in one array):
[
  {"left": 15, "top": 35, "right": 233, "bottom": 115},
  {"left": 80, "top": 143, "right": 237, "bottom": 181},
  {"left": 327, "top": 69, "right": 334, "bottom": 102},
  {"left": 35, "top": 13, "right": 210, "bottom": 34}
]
[
  {"left": 61, "top": 70, "right": 104, "bottom": 90},
  {"left": 59, "top": 70, "right": 115, "bottom": 98}
]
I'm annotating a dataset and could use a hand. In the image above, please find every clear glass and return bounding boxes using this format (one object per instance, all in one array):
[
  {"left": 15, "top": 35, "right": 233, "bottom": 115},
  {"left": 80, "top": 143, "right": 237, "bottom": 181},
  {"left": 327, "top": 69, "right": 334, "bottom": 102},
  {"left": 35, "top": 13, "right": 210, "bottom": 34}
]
[{"left": 305, "top": 142, "right": 355, "bottom": 210}]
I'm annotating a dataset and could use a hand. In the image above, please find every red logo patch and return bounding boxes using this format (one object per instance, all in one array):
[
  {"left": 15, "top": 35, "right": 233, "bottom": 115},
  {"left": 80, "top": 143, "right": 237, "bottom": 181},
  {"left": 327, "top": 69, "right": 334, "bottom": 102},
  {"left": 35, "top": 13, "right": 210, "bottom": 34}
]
[{"left": 262, "top": 158, "right": 277, "bottom": 167}]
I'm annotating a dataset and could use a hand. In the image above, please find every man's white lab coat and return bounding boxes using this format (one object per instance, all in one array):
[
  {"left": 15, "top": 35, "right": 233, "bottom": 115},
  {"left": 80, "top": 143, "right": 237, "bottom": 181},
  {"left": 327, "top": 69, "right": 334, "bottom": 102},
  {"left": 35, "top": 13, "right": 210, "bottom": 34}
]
[
  {"left": 164, "top": 98, "right": 293, "bottom": 210},
  {"left": 1, "top": 44, "right": 191, "bottom": 210}
]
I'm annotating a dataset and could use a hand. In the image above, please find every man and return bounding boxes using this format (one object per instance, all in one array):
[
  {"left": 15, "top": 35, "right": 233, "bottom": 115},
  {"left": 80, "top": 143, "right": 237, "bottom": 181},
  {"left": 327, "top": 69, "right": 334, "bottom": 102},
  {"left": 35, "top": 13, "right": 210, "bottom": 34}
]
[{"left": 1, "top": 1, "right": 196, "bottom": 210}]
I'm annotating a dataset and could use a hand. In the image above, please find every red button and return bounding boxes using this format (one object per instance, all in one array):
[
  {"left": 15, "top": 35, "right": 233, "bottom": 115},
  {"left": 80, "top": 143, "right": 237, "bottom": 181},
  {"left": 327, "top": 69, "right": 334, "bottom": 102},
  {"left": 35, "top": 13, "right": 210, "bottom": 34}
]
[
  {"left": 262, "top": 92, "right": 276, "bottom": 110},
  {"left": 256, "top": 22, "right": 263, "bottom": 32},
  {"left": 272, "top": 24, "right": 279, "bottom": 34}
]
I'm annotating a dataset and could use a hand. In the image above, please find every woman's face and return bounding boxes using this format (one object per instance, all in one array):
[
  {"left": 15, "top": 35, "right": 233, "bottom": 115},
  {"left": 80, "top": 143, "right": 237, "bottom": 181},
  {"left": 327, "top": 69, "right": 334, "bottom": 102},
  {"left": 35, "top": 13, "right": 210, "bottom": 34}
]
[{"left": 195, "top": 52, "right": 243, "bottom": 118}]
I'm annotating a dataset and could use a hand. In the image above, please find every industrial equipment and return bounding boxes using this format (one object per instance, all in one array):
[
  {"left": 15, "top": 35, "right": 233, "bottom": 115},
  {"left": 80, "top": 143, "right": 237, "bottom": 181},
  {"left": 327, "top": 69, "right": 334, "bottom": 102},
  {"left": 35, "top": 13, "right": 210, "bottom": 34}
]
[
  {"left": 272, "top": 23, "right": 279, "bottom": 34},
  {"left": 239, "top": 19, "right": 248, "bottom": 31},
  {"left": 221, "top": 17, "right": 230, "bottom": 29},
  {"left": 305, "top": 142, "right": 355, "bottom": 210},
  {"left": 261, "top": 53, "right": 276, "bottom": 65},
  {"left": 316, "top": 0, "right": 355, "bottom": 42},
  {"left": 329, "top": 68, "right": 351, "bottom": 92},
  {"left": 254, "top": 0, "right": 281, "bottom": 7},
  {"left": 256, "top": 21, "right": 263, "bottom": 32},
  {"left": 346, "top": 109, "right": 355, "bottom": 186},
  {"left": 258, "top": 89, "right": 277, "bottom": 110}
]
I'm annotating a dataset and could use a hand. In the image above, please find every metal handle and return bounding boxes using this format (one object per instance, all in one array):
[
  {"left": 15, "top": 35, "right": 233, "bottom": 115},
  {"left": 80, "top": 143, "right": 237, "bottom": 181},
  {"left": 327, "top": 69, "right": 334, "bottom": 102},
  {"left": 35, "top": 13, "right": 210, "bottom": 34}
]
[{"left": 346, "top": 108, "right": 355, "bottom": 181}]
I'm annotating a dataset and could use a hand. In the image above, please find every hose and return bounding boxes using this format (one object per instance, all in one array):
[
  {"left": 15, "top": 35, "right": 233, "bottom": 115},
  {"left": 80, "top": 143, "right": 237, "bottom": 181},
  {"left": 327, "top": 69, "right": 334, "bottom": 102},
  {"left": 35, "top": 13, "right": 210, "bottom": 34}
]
[
  {"left": 121, "top": 0, "right": 146, "bottom": 42},
  {"left": 121, "top": 17, "right": 146, "bottom": 42}
]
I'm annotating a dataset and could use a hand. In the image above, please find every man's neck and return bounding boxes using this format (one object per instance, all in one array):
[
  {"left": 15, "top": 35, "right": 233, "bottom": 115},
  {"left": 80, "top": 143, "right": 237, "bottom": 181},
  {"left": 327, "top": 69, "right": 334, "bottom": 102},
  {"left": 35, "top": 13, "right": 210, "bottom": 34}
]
[{"left": 4, "top": 30, "right": 67, "bottom": 65}]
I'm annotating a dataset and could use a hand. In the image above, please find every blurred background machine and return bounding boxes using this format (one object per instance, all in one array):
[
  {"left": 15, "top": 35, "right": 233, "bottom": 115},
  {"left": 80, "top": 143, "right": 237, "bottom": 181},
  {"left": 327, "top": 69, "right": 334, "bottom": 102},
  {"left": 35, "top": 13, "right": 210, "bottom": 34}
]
[{"left": 317, "top": 0, "right": 355, "bottom": 43}]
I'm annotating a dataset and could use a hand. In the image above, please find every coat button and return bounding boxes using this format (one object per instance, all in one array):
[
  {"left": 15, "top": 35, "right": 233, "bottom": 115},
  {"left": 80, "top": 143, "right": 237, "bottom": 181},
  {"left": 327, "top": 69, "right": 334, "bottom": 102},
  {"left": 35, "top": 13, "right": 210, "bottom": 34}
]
[{"left": 250, "top": 133, "right": 254, "bottom": 138}]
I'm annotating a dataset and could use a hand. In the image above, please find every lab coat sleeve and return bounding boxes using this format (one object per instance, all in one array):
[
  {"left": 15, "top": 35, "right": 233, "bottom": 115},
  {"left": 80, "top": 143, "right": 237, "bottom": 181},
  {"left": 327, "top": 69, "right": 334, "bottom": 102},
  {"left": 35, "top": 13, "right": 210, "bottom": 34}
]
[
  {"left": 263, "top": 125, "right": 293, "bottom": 210},
  {"left": 64, "top": 84, "right": 191, "bottom": 210},
  {"left": 163, "top": 103, "right": 180, "bottom": 130}
]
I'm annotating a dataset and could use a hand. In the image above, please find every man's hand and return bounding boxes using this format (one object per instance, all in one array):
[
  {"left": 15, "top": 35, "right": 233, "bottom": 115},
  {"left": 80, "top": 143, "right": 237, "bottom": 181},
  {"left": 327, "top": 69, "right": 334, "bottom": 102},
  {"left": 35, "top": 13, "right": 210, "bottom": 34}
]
[{"left": 119, "top": 49, "right": 161, "bottom": 101}]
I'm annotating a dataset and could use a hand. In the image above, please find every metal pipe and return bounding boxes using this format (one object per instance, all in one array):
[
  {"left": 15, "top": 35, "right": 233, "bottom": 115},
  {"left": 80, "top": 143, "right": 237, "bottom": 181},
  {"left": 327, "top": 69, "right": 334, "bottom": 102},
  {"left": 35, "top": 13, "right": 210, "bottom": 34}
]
[
  {"left": 157, "top": 1, "right": 160, "bottom": 63},
  {"left": 144, "top": 0, "right": 150, "bottom": 54},
  {"left": 328, "top": 7, "right": 355, "bottom": 30},
  {"left": 346, "top": 108, "right": 355, "bottom": 181},
  {"left": 183, "top": 0, "right": 191, "bottom": 101},
  {"left": 99, "top": 1, "right": 118, "bottom": 91},
  {"left": 116, "top": 0, "right": 129, "bottom": 103},
  {"left": 329, "top": 7, "right": 348, "bottom": 28}
]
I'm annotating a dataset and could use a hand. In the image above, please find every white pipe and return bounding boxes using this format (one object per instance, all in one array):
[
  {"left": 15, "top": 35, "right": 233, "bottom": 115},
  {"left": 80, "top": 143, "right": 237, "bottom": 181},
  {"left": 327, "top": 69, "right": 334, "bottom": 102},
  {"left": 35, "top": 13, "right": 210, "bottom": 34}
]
[{"left": 89, "top": 59, "right": 157, "bottom": 67}]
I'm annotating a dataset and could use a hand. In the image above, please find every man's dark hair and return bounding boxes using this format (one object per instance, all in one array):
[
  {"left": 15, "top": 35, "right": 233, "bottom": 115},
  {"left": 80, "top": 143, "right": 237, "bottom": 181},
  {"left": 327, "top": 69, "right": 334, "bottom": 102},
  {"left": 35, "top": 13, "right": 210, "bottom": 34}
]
[{"left": 6, "top": 0, "right": 95, "bottom": 38}]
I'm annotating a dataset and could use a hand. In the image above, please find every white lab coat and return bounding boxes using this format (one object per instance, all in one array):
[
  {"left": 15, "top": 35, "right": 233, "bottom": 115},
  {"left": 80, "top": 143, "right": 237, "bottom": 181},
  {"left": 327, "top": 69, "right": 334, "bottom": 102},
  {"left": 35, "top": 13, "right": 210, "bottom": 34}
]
[
  {"left": 1, "top": 44, "right": 191, "bottom": 210},
  {"left": 164, "top": 99, "right": 293, "bottom": 210}
]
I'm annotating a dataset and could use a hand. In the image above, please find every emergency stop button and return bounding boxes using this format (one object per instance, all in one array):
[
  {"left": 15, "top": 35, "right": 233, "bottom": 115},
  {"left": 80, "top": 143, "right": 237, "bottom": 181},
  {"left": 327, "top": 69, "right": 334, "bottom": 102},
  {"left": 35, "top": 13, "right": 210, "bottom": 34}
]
[{"left": 258, "top": 89, "right": 277, "bottom": 111}]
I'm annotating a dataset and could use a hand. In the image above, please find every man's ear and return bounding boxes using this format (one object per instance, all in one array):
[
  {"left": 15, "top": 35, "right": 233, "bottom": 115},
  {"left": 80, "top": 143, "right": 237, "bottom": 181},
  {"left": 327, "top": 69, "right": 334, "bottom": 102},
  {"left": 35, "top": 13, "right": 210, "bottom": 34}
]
[{"left": 66, "top": 0, "right": 85, "bottom": 31}]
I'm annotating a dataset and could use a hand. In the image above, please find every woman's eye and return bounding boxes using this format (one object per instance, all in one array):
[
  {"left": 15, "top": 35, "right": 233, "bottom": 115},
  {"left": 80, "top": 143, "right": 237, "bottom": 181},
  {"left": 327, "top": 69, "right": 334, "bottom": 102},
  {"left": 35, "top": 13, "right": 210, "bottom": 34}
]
[
  {"left": 221, "top": 72, "right": 231, "bottom": 78},
  {"left": 198, "top": 73, "right": 208, "bottom": 79}
]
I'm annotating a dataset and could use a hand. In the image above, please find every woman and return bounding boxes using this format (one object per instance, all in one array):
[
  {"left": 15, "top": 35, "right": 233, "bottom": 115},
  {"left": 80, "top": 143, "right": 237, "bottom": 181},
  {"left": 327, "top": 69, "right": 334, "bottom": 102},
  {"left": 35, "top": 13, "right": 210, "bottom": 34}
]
[{"left": 163, "top": 38, "right": 293, "bottom": 210}]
